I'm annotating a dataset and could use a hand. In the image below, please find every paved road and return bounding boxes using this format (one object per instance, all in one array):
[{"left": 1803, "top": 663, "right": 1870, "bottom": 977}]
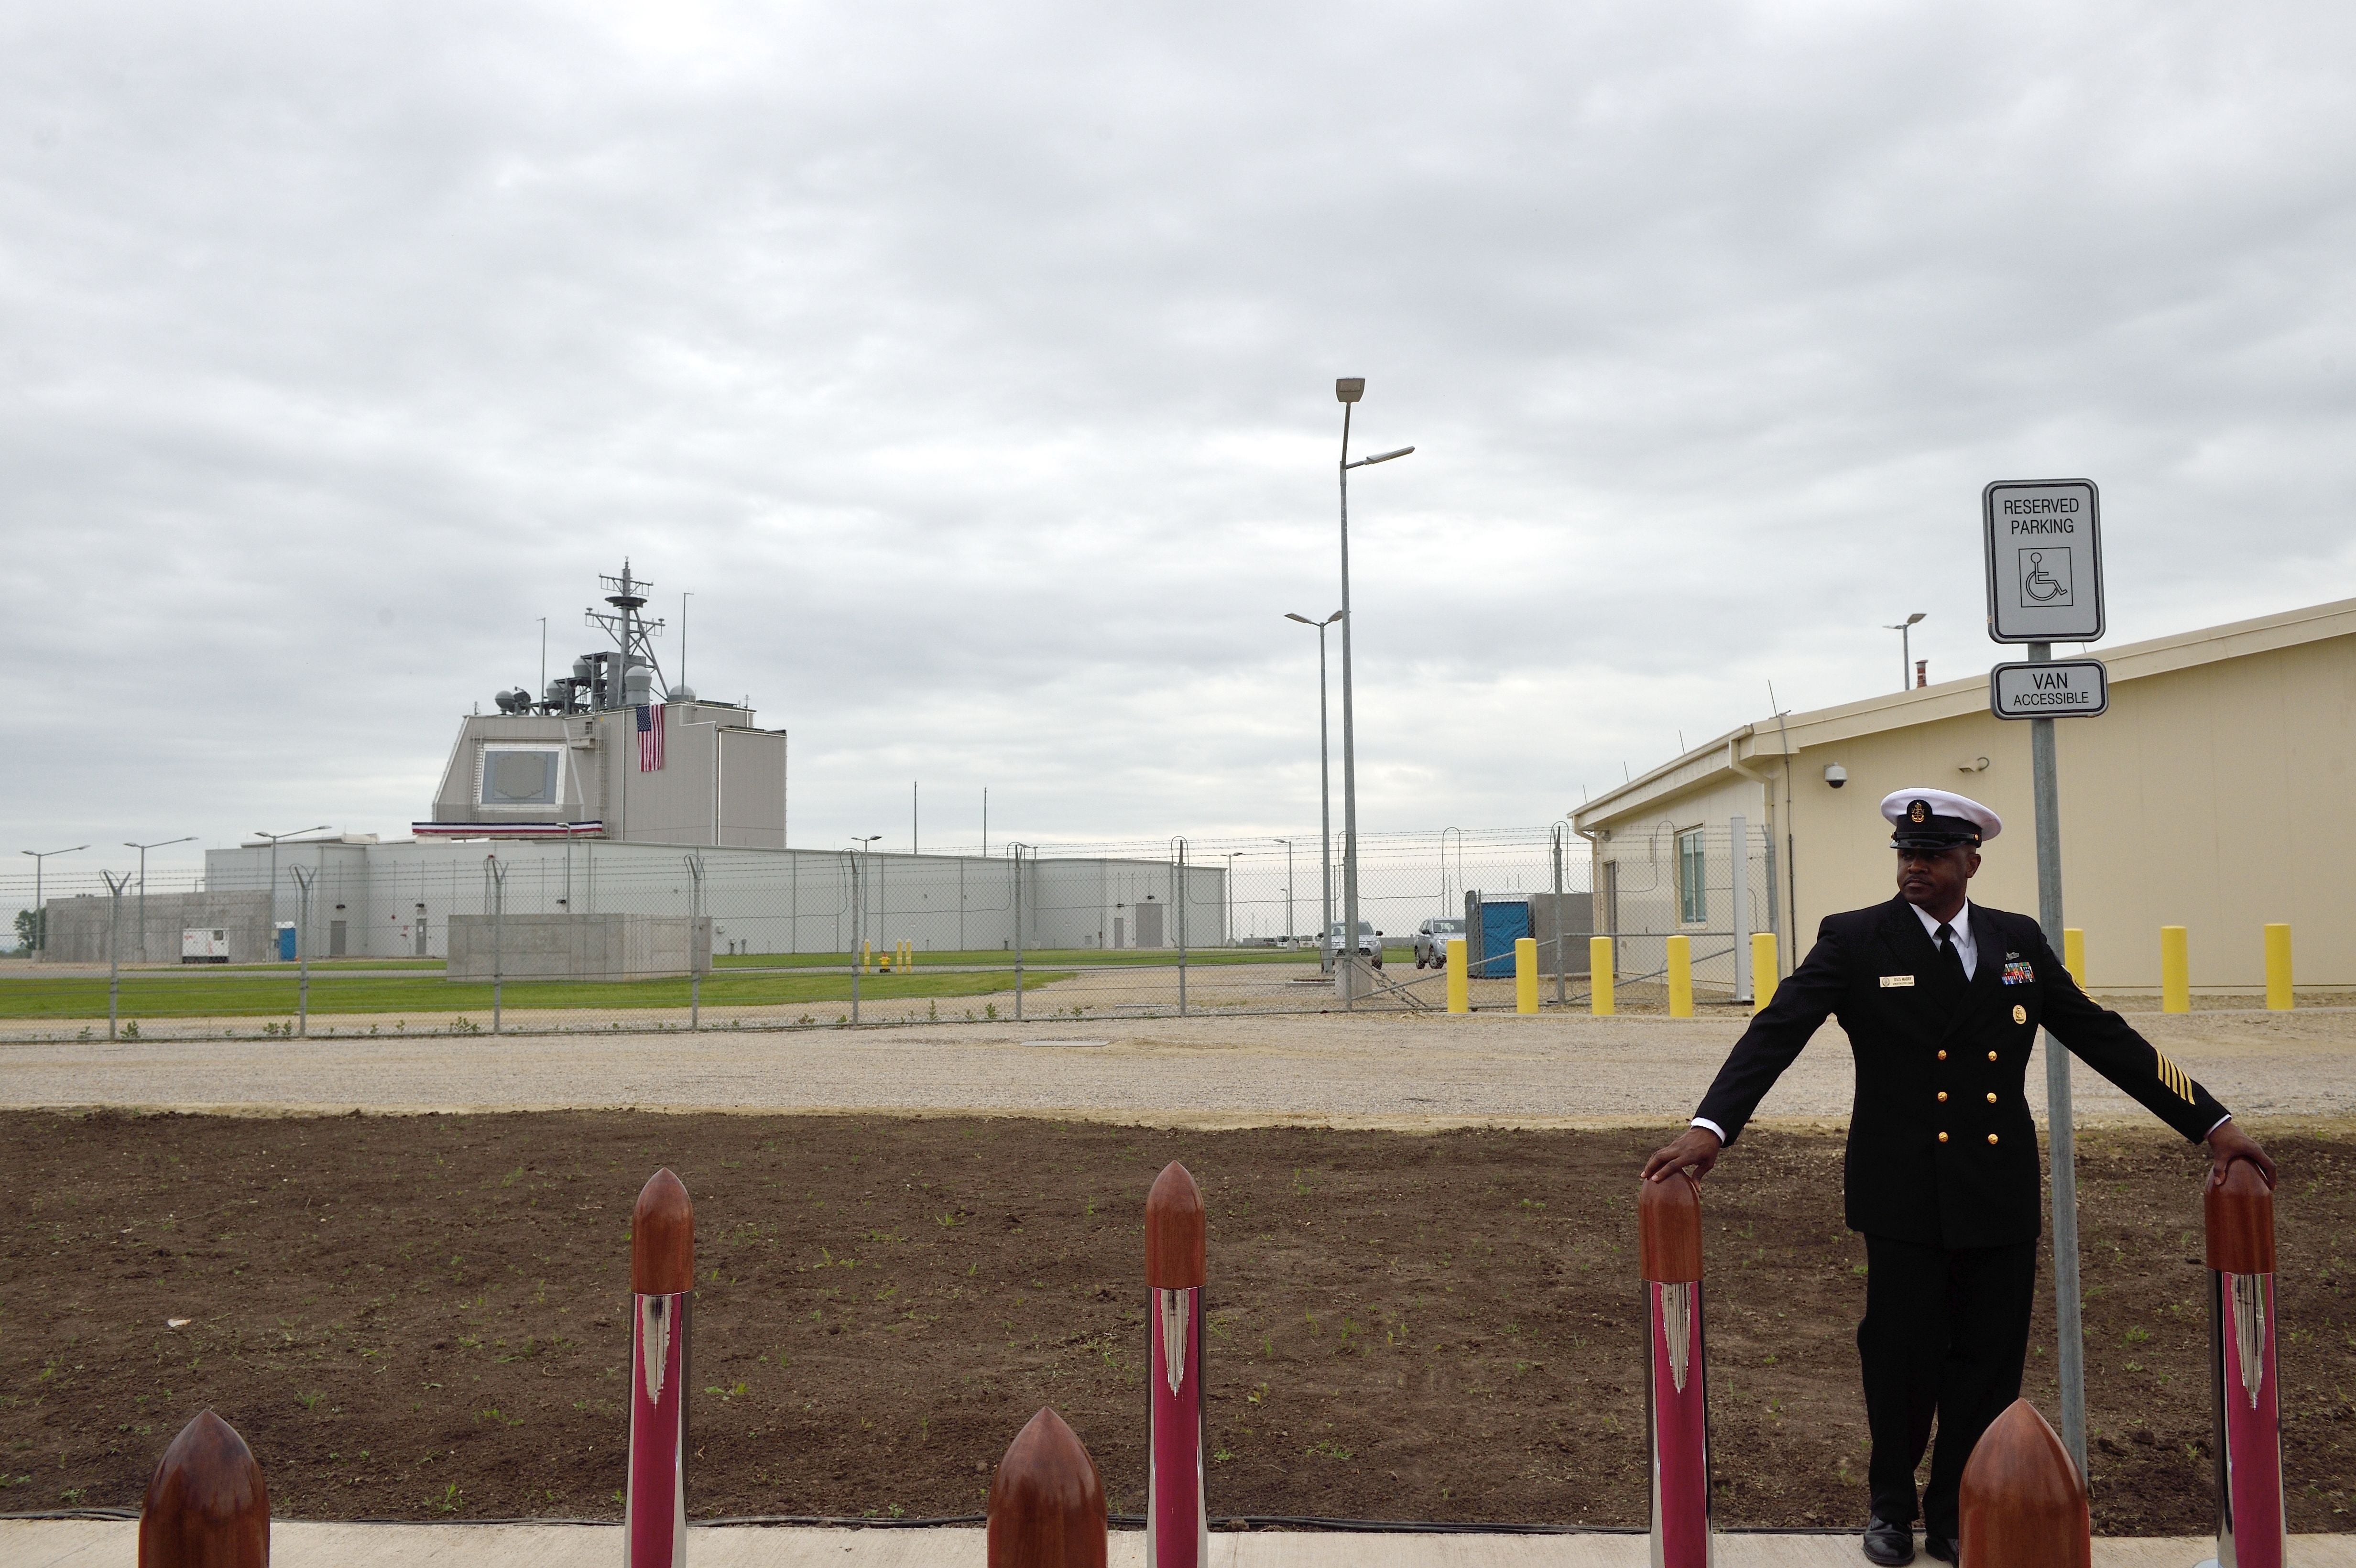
[{"left": 1, "top": 1008, "right": 2348, "bottom": 1127}]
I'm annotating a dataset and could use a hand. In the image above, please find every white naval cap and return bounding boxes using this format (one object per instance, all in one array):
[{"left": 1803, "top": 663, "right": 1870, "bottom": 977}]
[{"left": 1879, "top": 788, "right": 2003, "bottom": 847}]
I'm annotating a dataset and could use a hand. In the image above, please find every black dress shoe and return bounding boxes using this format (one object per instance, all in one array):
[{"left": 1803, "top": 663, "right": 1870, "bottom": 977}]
[
  {"left": 1923, "top": 1533, "right": 1960, "bottom": 1563},
  {"left": 1863, "top": 1517, "right": 1917, "bottom": 1566}
]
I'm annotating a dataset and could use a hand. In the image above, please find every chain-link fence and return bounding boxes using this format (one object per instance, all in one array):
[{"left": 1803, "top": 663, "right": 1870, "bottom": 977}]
[
  {"left": 0, "top": 828, "right": 1616, "bottom": 1039},
  {"left": 1591, "top": 820, "right": 1781, "bottom": 1009}
]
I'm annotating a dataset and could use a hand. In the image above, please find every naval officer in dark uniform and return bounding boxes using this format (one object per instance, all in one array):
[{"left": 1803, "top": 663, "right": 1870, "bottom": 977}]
[{"left": 1640, "top": 787, "right": 2274, "bottom": 1565}]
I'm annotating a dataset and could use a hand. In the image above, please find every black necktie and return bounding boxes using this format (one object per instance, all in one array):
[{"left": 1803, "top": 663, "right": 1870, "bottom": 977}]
[{"left": 1934, "top": 922, "right": 1969, "bottom": 987}]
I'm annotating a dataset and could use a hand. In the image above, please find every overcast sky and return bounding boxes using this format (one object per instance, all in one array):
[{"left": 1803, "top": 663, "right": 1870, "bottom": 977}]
[{"left": 7, "top": 0, "right": 2352, "bottom": 881}]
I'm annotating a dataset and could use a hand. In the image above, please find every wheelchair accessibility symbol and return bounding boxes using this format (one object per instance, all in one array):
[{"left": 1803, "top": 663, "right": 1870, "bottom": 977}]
[{"left": 2018, "top": 546, "right": 2073, "bottom": 607}]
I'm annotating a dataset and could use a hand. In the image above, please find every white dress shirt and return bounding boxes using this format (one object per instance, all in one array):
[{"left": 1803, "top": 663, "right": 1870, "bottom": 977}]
[{"left": 1912, "top": 899, "right": 1977, "bottom": 980}]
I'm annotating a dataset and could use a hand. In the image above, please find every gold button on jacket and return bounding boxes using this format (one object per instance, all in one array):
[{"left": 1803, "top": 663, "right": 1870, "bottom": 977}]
[
  {"left": 1937, "top": 1091, "right": 1949, "bottom": 1102},
  {"left": 1987, "top": 1133, "right": 2000, "bottom": 1145},
  {"left": 1988, "top": 1051, "right": 1999, "bottom": 1062},
  {"left": 1938, "top": 1131, "right": 1950, "bottom": 1143}
]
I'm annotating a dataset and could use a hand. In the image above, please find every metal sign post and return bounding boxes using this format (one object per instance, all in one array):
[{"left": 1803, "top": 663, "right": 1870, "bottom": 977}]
[{"left": 1984, "top": 479, "right": 2106, "bottom": 1482}]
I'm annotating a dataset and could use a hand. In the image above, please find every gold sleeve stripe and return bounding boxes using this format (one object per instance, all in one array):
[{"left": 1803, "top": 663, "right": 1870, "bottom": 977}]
[{"left": 2155, "top": 1052, "right": 2195, "bottom": 1104}]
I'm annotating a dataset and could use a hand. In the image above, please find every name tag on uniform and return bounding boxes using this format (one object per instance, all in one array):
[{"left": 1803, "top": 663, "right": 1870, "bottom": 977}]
[{"left": 1880, "top": 975, "right": 1915, "bottom": 988}]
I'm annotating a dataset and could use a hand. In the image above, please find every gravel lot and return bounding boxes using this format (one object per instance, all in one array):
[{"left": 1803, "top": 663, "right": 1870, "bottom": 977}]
[{"left": 1, "top": 1006, "right": 2349, "bottom": 1127}]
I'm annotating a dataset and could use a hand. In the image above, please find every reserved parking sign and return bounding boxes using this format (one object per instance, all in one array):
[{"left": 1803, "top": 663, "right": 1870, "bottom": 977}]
[{"left": 1984, "top": 479, "right": 2105, "bottom": 643}]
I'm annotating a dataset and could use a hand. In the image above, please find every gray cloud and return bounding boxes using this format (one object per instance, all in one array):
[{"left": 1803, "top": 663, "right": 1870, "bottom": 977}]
[{"left": 5, "top": 0, "right": 2352, "bottom": 880}]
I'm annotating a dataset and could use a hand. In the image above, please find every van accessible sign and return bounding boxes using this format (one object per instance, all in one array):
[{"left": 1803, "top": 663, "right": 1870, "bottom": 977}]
[
  {"left": 1990, "top": 658, "right": 2109, "bottom": 719},
  {"left": 1984, "top": 479, "right": 2104, "bottom": 642}
]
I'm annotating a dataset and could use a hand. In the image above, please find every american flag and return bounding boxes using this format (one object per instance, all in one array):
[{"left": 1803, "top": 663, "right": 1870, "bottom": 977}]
[{"left": 636, "top": 703, "right": 665, "bottom": 771}]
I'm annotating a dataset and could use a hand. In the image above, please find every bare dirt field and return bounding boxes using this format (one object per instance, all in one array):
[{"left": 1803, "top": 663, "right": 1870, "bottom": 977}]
[{"left": 2, "top": 1112, "right": 2347, "bottom": 1534}]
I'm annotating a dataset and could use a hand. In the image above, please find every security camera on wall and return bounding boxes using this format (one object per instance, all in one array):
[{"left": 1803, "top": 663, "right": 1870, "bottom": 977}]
[{"left": 1824, "top": 763, "right": 1848, "bottom": 789}]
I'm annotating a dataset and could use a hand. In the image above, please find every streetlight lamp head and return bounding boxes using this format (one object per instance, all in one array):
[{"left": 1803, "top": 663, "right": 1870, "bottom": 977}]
[
  {"left": 1906, "top": 612, "right": 1926, "bottom": 626},
  {"left": 1324, "top": 610, "right": 1343, "bottom": 624},
  {"left": 1364, "top": 446, "right": 1413, "bottom": 465},
  {"left": 1284, "top": 612, "right": 1316, "bottom": 625},
  {"left": 1335, "top": 378, "right": 1364, "bottom": 403}
]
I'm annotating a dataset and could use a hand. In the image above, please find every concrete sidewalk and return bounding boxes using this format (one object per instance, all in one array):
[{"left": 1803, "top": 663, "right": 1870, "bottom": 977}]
[{"left": 8, "top": 1521, "right": 2351, "bottom": 1568}]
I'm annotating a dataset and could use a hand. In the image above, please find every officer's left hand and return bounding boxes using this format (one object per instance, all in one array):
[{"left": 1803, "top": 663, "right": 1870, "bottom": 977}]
[{"left": 2206, "top": 1120, "right": 2277, "bottom": 1188}]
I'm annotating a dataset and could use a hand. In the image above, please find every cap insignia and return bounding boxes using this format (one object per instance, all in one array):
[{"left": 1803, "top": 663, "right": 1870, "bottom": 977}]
[{"left": 1908, "top": 800, "right": 1929, "bottom": 824}]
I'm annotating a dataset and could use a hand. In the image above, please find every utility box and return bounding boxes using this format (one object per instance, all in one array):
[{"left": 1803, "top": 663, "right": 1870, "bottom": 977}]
[
  {"left": 181, "top": 928, "right": 230, "bottom": 964},
  {"left": 1527, "top": 891, "right": 1593, "bottom": 978}
]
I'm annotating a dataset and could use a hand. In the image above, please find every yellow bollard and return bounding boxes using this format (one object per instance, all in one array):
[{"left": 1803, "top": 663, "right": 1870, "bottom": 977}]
[
  {"left": 860, "top": 940, "right": 872, "bottom": 974},
  {"left": 1590, "top": 936, "right": 1615, "bottom": 1016},
  {"left": 1665, "top": 936, "right": 1693, "bottom": 1018},
  {"left": 1751, "top": 932, "right": 1778, "bottom": 1014},
  {"left": 2161, "top": 925, "right": 2190, "bottom": 1013},
  {"left": 1446, "top": 937, "right": 1469, "bottom": 1013},
  {"left": 901, "top": 940, "right": 914, "bottom": 969},
  {"left": 2264, "top": 923, "right": 2293, "bottom": 1011},
  {"left": 1515, "top": 937, "right": 1538, "bottom": 1013},
  {"left": 2062, "top": 927, "right": 2086, "bottom": 987}
]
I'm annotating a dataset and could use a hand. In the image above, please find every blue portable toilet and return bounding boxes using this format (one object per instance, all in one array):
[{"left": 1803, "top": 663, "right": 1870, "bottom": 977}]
[
  {"left": 1464, "top": 893, "right": 1531, "bottom": 978},
  {"left": 275, "top": 922, "right": 297, "bottom": 961}
]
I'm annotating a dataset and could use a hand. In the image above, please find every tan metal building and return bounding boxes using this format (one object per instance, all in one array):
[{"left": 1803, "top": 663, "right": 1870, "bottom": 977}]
[{"left": 1571, "top": 596, "right": 2356, "bottom": 996}]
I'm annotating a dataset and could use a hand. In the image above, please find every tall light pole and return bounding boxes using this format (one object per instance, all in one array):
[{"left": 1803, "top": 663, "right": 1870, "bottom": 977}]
[
  {"left": 1884, "top": 612, "right": 1926, "bottom": 692},
  {"left": 125, "top": 837, "right": 196, "bottom": 966},
  {"left": 1284, "top": 611, "right": 1342, "bottom": 968},
  {"left": 253, "top": 826, "right": 331, "bottom": 956},
  {"left": 20, "top": 845, "right": 87, "bottom": 958},
  {"left": 1272, "top": 837, "right": 1295, "bottom": 944},
  {"left": 1334, "top": 376, "right": 1414, "bottom": 1001}
]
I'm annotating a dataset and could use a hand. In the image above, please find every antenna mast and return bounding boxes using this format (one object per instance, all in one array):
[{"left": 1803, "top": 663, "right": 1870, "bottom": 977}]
[{"left": 584, "top": 558, "right": 668, "bottom": 706}]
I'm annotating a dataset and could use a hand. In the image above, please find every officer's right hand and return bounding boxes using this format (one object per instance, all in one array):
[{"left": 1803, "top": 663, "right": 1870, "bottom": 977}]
[{"left": 1643, "top": 1126, "right": 1723, "bottom": 1182}]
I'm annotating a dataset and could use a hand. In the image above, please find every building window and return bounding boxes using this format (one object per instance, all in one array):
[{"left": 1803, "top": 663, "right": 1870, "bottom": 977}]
[{"left": 1677, "top": 828, "right": 1707, "bottom": 925}]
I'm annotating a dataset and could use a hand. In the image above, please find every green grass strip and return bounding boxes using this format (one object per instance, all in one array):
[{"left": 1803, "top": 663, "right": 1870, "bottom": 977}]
[{"left": 0, "top": 969, "right": 1075, "bottom": 1021}]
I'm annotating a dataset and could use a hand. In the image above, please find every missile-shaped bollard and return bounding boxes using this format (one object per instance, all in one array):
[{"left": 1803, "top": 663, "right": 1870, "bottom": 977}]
[
  {"left": 2203, "top": 1161, "right": 2285, "bottom": 1568},
  {"left": 140, "top": 1409, "right": 269, "bottom": 1568},
  {"left": 1958, "top": 1398, "right": 2089, "bottom": 1568},
  {"left": 627, "top": 1167, "right": 695, "bottom": 1568},
  {"left": 989, "top": 1406, "right": 1109, "bottom": 1568},
  {"left": 1639, "top": 1171, "right": 1711, "bottom": 1568},
  {"left": 1145, "top": 1161, "right": 1209, "bottom": 1568}
]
